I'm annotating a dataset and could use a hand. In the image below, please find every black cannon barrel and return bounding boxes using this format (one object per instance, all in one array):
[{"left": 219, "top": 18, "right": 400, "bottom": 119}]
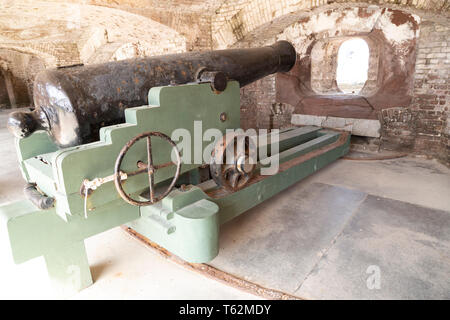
[{"left": 7, "top": 41, "right": 296, "bottom": 148}]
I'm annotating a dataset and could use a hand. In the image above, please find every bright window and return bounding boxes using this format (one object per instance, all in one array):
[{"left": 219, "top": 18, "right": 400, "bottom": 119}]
[{"left": 336, "top": 38, "right": 369, "bottom": 94}]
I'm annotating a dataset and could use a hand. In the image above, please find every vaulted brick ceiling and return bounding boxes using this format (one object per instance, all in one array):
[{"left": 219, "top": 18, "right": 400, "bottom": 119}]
[
  {"left": 39, "top": 0, "right": 450, "bottom": 13},
  {"left": 48, "top": 0, "right": 230, "bottom": 13}
]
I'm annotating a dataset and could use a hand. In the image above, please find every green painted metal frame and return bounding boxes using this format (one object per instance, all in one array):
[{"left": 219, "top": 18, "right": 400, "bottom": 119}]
[
  {"left": 128, "top": 128, "right": 349, "bottom": 263},
  {"left": 17, "top": 82, "right": 241, "bottom": 221},
  {"left": 0, "top": 81, "right": 349, "bottom": 294}
]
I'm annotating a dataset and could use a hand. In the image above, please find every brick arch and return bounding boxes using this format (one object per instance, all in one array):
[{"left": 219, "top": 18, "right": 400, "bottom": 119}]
[
  {"left": 213, "top": 1, "right": 449, "bottom": 49},
  {"left": 0, "top": 47, "right": 52, "bottom": 108},
  {"left": 310, "top": 36, "right": 379, "bottom": 96},
  {"left": 0, "top": 46, "right": 56, "bottom": 68},
  {"left": 0, "top": 1, "right": 187, "bottom": 108},
  {"left": 1, "top": 1, "right": 187, "bottom": 66},
  {"left": 275, "top": 7, "right": 421, "bottom": 120}
]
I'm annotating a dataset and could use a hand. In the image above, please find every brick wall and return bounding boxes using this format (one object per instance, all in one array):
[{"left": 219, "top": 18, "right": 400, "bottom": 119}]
[
  {"left": 240, "top": 75, "right": 277, "bottom": 129},
  {"left": 311, "top": 38, "right": 340, "bottom": 94},
  {"left": 411, "top": 21, "right": 449, "bottom": 163},
  {"left": 212, "top": 0, "right": 249, "bottom": 35},
  {"left": 380, "top": 107, "right": 416, "bottom": 151},
  {"left": 233, "top": 6, "right": 449, "bottom": 164}
]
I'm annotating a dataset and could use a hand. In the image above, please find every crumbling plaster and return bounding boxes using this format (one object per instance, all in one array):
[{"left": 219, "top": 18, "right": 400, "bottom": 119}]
[
  {"left": 213, "top": 0, "right": 448, "bottom": 49},
  {"left": 276, "top": 7, "right": 420, "bottom": 118}
]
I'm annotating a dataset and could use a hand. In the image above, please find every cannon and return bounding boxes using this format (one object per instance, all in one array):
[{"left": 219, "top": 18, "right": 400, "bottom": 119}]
[
  {"left": 0, "top": 42, "right": 350, "bottom": 294},
  {"left": 7, "top": 41, "right": 296, "bottom": 148}
]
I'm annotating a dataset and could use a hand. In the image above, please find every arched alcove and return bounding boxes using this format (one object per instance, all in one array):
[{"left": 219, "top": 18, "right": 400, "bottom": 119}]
[{"left": 0, "top": 71, "right": 10, "bottom": 108}]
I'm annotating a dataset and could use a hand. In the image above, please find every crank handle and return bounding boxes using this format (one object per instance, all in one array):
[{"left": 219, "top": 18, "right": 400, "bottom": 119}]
[{"left": 81, "top": 172, "right": 128, "bottom": 196}]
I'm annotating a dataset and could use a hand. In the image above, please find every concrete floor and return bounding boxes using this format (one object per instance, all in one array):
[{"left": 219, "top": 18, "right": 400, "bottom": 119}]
[
  {"left": 212, "top": 178, "right": 450, "bottom": 299},
  {"left": 0, "top": 109, "right": 449, "bottom": 299}
]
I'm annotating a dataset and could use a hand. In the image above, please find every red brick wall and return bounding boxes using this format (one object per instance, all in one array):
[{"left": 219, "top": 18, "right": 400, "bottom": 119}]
[
  {"left": 238, "top": 15, "right": 449, "bottom": 165},
  {"left": 411, "top": 21, "right": 449, "bottom": 163},
  {"left": 240, "top": 75, "right": 277, "bottom": 130}
]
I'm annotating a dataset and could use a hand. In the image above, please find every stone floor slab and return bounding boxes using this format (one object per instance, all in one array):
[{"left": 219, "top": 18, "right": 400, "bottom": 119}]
[
  {"left": 296, "top": 195, "right": 450, "bottom": 299},
  {"left": 209, "top": 182, "right": 367, "bottom": 294}
]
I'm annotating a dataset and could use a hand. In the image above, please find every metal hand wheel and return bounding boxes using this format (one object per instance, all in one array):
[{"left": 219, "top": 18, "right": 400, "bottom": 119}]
[
  {"left": 114, "top": 131, "right": 182, "bottom": 206},
  {"left": 210, "top": 132, "right": 257, "bottom": 191}
]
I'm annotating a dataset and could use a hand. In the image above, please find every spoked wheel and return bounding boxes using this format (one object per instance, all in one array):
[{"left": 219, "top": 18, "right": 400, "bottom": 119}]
[
  {"left": 210, "top": 132, "right": 257, "bottom": 191},
  {"left": 114, "top": 131, "right": 182, "bottom": 206}
]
